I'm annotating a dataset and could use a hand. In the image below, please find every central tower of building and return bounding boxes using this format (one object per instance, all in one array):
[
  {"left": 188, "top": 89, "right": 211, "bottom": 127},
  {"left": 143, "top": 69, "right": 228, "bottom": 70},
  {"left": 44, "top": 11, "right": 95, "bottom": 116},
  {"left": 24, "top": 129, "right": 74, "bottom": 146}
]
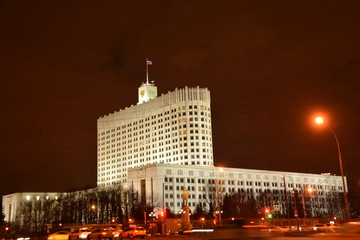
[
  {"left": 138, "top": 81, "right": 157, "bottom": 104},
  {"left": 97, "top": 84, "right": 213, "bottom": 187}
]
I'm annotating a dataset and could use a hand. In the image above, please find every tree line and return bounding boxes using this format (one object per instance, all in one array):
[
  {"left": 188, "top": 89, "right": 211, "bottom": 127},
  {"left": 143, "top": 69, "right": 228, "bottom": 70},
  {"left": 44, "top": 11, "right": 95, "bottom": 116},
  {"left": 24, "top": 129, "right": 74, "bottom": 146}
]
[
  {"left": 191, "top": 188, "right": 352, "bottom": 220},
  {"left": 8, "top": 185, "right": 155, "bottom": 236},
  {"left": 4, "top": 184, "right": 359, "bottom": 236}
]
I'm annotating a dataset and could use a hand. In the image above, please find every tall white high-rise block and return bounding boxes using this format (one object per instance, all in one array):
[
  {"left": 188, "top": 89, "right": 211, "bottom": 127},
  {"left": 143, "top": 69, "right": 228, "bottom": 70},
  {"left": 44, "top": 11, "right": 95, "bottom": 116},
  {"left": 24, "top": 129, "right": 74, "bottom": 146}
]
[{"left": 97, "top": 85, "right": 213, "bottom": 187}]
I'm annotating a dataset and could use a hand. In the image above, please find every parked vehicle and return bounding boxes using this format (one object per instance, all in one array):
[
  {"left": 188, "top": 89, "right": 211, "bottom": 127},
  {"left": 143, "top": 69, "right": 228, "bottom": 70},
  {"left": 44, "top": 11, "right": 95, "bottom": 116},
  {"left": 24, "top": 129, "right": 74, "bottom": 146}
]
[
  {"left": 299, "top": 225, "right": 311, "bottom": 231},
  {"left": 311, "top": 224, "right": 327, "bottom": 231},
  {"left": 87, "top": 228, "right": 119, "bottom": 240},
  {"left": 119, "top": 227, "right": 146, "bottom": 239},
  {"left": 311, "top": 223, "right": 344, "bottom": 232},
  {"left": 48, "top": 231, "right": 72, "bottom": 240},
  {"left": 69, "top": 228, "right": 91, "bottom": 240}
]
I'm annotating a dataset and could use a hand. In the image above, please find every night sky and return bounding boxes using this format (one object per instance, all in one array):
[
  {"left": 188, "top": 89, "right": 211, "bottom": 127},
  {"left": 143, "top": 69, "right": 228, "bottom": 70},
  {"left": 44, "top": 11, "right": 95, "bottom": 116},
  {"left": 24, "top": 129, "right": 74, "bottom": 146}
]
[{"left": 1, "top": 0, "right": 360, "bottom": 197}]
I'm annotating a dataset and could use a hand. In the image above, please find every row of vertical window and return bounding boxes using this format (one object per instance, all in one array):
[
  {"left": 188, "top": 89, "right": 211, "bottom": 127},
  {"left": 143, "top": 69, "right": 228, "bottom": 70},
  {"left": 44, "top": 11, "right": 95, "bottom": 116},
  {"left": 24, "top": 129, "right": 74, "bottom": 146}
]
[{"left": 99, "top": 105, "right": 210, "bottom": 135}]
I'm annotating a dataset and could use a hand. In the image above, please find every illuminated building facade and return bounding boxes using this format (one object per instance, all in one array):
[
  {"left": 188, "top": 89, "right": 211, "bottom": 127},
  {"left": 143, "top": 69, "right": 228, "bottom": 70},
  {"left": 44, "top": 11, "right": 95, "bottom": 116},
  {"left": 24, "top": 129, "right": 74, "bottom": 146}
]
[
  {"left": 97, "top": 82, "right": 214, "bottom": 187},
  {"left": 2, "top": 192, "right": 61, "bottom": 223},
  {"left": 128, "top": 164, "right": 346, "bottom": 216},
  {"left": 98, "top": 83, "right": 346, "bottom": 216}
]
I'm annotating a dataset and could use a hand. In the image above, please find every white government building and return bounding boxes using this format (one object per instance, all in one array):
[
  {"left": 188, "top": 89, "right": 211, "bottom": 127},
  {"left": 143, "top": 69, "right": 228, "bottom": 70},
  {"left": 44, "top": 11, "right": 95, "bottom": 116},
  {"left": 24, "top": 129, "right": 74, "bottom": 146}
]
[
  {"left": 97, "top": 82, "right": 346, "bottom": 213},
  {"left": 2, "top": 81, "right": 347, "bottom": 221}
]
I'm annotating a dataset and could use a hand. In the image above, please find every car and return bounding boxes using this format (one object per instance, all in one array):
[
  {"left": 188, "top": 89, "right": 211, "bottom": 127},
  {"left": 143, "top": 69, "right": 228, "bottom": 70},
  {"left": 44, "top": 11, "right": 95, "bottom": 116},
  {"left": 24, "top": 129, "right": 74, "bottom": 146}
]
[
  {"left": 48, "top": 231, "right": 72, "bottom": 240},
  {"left": 87, "top": 228, "right": 119, "bottom": 240},
  {"left": 299, "top": 225, "right": 311, "bottom": 231},
  {"left": 69, "top": 228, "right": 91, "bottom": 240},
  {"left": 119, "top": 227, "right": 146, "bottom": 239},
  {"left": 311, "top": 224, "right": 327, "bottom": 231}
]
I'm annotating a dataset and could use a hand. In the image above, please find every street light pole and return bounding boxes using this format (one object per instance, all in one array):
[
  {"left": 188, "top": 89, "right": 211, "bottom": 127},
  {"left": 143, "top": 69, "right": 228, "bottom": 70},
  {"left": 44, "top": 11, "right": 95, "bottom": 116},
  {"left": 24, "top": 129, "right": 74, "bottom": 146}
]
[
  {"left": 327, "top": 127, "right": 351, "bottom": 220},
  {"left": 314, "top": 116, "right": 350, "bottom": 220}
]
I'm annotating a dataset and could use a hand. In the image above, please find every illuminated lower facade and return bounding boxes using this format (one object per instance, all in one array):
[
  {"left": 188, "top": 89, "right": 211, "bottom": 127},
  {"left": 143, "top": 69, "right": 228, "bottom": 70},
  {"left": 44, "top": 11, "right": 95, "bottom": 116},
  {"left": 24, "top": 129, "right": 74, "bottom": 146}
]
[
  {"left": 128, "top": 163, "right": 347, "bottom": 217},
  {"left": 2, "top": 192, "right": 61, "bottom": 223},
  {"left": 2, "top": 165, "right": 347, "bottom": 223}
]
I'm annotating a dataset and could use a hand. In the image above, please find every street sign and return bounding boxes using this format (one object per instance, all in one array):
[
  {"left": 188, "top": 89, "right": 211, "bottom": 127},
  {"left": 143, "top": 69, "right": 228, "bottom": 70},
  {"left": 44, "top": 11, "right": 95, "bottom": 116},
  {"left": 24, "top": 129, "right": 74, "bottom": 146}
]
[{"left": 274, "top": 205, "right": 280, "bottom": 211}]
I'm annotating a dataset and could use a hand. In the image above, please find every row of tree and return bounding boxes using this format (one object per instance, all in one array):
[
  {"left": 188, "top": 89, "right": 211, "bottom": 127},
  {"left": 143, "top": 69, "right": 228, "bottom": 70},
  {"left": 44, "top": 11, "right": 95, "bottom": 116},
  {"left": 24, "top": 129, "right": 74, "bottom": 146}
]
[
  {"left": 191, "top": 189, "right": 350, "bottom": 220},
  {"left": 9, "top": 185, "right": 152, "bottom": 236},
  {"left": 5, "top": 185, "right": 359, "bottom": 236}
]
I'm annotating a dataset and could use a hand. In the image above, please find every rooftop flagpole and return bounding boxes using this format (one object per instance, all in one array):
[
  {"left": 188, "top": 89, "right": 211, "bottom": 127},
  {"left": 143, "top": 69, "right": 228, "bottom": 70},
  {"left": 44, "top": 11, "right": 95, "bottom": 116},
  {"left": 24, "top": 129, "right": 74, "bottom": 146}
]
[
  {"left": 146, "top": 58, "right": 149, "bottom": 84},
  {"left": 146, "top": 59, "right": 152, "bottom": 85}
]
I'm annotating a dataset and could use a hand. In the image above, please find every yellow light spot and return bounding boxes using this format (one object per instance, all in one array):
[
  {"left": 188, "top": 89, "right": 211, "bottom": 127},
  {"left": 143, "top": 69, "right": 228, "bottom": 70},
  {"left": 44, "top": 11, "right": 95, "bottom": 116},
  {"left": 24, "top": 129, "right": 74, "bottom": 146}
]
[{"left": 314, "top": 116, "right": 324, "bottom": 125}]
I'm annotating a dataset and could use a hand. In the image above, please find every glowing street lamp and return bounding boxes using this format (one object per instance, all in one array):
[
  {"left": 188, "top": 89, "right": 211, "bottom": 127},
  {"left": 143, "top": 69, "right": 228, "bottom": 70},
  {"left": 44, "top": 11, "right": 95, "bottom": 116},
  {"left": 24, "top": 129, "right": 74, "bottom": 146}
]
[
  {"left": 314, "top": 116, "right": 324, "bottom": 125},
  {"left": 313, "top": 116, "right": 350, "bottom": 220},
  {"left": 200, "top": 217, "right": 205, "bottom": 229},
  {"left": 91, "top": 204, "right": 99, "bottom": 224}
]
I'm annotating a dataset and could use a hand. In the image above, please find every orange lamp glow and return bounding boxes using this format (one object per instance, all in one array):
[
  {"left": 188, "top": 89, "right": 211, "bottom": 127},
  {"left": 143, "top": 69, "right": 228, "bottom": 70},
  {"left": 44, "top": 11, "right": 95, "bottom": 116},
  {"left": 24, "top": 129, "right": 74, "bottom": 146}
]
[{"left": 314, "top": 116, "right": 324, "bottom": 125}]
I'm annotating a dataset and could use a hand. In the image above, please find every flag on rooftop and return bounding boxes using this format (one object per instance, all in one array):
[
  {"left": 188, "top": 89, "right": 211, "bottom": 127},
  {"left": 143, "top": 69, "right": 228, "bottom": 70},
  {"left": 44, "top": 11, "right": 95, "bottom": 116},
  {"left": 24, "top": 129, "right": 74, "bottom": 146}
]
[{"left": 146, "top": 60, "right": 153, "bottom": 65}]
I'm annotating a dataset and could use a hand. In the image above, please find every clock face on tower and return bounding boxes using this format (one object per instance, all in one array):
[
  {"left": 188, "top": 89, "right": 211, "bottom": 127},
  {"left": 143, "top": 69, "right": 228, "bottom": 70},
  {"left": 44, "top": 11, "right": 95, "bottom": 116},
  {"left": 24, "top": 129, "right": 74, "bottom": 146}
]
[{"left": 140, "top": 90, "right": 145, "bottom": 97}]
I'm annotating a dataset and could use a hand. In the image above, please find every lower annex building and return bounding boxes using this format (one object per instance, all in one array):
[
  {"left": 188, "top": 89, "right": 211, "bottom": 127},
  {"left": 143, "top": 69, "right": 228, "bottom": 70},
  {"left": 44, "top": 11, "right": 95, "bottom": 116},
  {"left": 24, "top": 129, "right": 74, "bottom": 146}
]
[{"left": 2, "top": 82, "right": 347, "bottom": 222}]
